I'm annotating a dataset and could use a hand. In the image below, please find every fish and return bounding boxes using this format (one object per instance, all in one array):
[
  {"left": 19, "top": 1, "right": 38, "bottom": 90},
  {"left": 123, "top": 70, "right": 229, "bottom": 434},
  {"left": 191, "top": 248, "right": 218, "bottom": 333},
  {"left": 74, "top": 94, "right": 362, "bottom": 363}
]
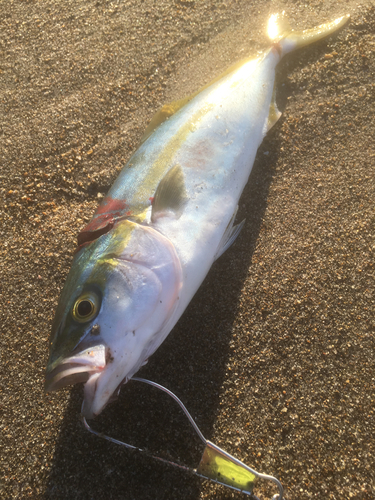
[{"left": 45, "top": 12, "right": 350, "bottom": 419}]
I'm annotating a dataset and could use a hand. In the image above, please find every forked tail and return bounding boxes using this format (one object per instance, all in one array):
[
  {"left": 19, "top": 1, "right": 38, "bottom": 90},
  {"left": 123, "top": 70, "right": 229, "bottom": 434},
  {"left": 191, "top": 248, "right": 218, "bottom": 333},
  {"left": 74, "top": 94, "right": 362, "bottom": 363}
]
[{"left": 267, "top": 12, "right": 350, "bottom": 58}]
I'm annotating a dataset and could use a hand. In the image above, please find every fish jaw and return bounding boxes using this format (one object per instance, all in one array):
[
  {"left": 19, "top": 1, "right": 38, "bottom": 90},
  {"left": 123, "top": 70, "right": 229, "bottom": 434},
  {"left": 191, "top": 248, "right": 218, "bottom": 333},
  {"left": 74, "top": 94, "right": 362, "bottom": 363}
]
[
  {"left": 44, "top": 339, "right": 143, "bottom": 419},
  {"left": 45, "top": 344, "right": 107, "bottom": 393},
  {"left": 81, "top": 330, "right": 149, "bottom": 418}
]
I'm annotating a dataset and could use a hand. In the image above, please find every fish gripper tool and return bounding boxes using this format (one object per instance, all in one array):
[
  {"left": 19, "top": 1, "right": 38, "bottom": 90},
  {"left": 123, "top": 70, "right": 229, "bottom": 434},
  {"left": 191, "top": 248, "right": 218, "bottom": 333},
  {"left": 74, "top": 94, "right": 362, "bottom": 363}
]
[{"left": 82, "top": 377, "right": 284, "bottom": 500}]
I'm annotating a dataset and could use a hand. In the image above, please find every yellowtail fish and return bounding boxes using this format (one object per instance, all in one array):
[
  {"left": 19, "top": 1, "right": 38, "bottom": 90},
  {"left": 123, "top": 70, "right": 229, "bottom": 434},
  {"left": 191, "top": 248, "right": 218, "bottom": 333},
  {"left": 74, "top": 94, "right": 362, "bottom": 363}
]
[{"left": 45, "top": 13, "right": 349, "bottom": 418}]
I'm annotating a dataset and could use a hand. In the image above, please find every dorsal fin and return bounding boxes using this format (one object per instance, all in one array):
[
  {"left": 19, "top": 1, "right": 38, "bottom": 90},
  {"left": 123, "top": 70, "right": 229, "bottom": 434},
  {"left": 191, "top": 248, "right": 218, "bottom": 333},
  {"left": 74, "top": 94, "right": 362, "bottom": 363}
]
[
  {"left": 151, "top": 164, "right": 187, "bottom": 222},
  {"left": 140, "top": 97, "right": 193, "bottom": 145}
]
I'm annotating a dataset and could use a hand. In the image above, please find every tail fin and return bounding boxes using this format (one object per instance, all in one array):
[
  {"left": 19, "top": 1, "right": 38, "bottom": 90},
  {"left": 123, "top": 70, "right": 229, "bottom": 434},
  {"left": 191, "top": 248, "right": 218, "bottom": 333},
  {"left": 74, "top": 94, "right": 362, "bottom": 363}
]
[{"left": 267, "top": 12, "right": 350, "bottom": 57}]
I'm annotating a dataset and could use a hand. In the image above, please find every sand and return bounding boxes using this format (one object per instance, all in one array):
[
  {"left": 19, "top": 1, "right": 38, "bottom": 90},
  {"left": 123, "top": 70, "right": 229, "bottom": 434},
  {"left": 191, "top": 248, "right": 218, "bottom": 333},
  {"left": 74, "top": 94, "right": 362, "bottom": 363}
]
[{"left": 1, "top": 1, "right": 374, "bottom": 499}]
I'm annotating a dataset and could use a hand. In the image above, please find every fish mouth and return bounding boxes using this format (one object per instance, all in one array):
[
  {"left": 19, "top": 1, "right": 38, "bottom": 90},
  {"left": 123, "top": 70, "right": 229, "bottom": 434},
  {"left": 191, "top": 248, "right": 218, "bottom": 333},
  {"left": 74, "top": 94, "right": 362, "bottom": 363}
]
[
  {"left": 45, "top": 344, "right": 107, "bottom": 393},
  {"left": 45, "top": 342, "right": 132, "bottom": 419}
]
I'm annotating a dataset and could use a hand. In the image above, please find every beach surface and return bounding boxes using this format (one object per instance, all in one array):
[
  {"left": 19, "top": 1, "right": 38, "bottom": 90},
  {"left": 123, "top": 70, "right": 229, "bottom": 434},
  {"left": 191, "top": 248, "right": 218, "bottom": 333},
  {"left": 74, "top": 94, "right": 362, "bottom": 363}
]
[{"left": 1, "top": 1, "right": 374, "bottom": 499}]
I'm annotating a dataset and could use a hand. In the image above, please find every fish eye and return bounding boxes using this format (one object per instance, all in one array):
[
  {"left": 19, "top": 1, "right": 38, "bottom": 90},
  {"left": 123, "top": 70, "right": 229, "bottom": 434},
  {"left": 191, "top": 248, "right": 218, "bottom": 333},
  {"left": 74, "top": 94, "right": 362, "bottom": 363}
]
[{"left": 72, "top": 293, "right": 100, "bottom": 323}]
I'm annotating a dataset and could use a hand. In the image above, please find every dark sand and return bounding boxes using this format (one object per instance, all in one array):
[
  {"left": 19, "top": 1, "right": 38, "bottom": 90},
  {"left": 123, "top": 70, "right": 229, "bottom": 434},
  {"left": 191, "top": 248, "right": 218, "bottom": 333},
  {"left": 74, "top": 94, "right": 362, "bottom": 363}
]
[{"left": 1, "top": 1, "right": 374, "bottom": 499}]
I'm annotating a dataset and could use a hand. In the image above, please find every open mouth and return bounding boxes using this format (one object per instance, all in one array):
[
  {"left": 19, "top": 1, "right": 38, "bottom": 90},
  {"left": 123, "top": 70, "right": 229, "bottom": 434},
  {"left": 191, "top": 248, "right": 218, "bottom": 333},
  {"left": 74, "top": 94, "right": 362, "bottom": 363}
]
[{"left": 45, "top": 344, "right": 107, "bottom": 392}]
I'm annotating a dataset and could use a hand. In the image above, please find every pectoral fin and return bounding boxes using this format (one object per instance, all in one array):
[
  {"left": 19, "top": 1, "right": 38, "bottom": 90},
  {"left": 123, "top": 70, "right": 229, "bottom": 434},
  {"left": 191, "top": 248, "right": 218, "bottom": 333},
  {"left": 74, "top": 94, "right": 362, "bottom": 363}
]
[
  {"left": 215, "top": 206, "right": 245, "bottom": 260},
  {"left": 151, "top": 164, "right": 187, "bottom": 222}
]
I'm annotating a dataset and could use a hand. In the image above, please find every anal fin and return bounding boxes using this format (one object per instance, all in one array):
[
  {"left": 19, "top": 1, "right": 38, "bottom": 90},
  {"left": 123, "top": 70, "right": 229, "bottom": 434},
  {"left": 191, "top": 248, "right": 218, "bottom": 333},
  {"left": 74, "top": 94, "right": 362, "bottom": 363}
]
[
  {"left": 266, "top": 85, "right": 282, "bottom": 132},
  {"left": 215, "top": 206, "right": 245, "bottom": 260}
]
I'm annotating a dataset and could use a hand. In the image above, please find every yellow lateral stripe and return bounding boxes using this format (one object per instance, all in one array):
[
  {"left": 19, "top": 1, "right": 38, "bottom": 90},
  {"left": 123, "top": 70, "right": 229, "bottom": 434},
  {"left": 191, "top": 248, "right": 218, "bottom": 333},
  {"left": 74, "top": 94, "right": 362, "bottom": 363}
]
[
  {"left": 132, "top": 102, "right": 215, "bottom": 222},
  {"left": 140, "top": 56, "right": 257, "bottom": 144}
]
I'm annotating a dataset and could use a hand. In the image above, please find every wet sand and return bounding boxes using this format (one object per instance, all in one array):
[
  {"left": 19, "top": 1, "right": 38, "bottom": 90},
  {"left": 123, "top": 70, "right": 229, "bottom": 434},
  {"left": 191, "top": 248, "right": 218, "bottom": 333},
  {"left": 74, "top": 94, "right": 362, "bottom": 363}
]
[{"left": 1, "top": 1, "right": 374, "bottom": 499}]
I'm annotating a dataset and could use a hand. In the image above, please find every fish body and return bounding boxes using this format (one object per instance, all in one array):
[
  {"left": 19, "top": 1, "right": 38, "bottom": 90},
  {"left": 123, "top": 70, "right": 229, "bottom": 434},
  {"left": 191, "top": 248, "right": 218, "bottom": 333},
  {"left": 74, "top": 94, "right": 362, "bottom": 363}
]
[{"left": 45, "top": 13, "right": 349, "bottom": 418}]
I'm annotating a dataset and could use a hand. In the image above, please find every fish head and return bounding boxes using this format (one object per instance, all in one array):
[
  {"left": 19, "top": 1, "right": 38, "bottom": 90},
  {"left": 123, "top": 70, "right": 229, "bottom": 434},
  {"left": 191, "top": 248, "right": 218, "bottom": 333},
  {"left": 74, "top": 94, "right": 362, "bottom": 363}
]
[{"left": 45, "top": 220, "right": 182, "bottom": 418}]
